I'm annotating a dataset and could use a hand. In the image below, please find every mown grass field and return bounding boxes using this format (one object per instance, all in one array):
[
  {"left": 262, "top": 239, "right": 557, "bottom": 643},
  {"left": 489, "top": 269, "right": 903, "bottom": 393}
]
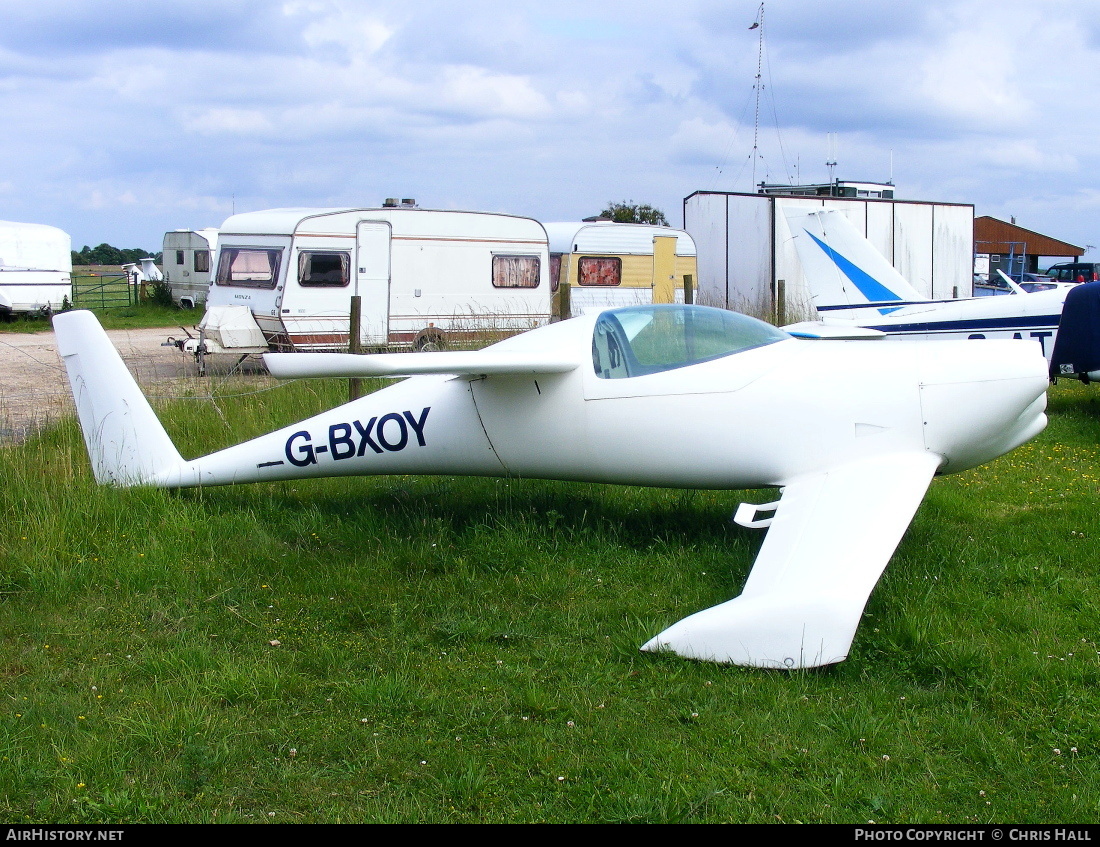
[
  {"left": 0, "top": 302, "right": 188, "bottom": 334},
  {"left": 0, "top": 374, "right": 1098, "bottom": 823}
]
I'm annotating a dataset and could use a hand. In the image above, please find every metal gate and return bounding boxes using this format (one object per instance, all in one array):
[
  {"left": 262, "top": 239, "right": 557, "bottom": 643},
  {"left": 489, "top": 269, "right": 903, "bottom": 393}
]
[{"left": 71, "top": 273, "right": 137, "bottom": 309}]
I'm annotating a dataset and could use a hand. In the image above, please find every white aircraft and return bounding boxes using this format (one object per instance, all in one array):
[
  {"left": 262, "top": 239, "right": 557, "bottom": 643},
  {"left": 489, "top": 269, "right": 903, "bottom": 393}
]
[
  {"left": 783, "top": 209, "right": 1071, "bottom": 361},
  {"left": 54, "top": 305, "right": 1048, "bottom": 669}
]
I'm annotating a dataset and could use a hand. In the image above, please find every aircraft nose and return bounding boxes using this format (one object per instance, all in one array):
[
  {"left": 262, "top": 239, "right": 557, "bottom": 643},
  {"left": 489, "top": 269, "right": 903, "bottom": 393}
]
[{"left": 917, "top": 340, "right": 1049, "bottom": 473}]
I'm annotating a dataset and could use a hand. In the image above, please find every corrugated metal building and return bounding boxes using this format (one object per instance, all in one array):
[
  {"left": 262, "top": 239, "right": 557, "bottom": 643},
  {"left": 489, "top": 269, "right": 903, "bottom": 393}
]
[{"left": 682, "top": 191, "right": 973, "bottom": 317}]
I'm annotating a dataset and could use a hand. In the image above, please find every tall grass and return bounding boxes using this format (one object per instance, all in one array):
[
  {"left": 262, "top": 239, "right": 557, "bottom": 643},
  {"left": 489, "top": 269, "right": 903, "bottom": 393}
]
[
  {"left": 1, "top": 377, "right": 1099, "bottom": 822},
  {"left": 694, "top": 286, "right": 817, "bottom": 327}
]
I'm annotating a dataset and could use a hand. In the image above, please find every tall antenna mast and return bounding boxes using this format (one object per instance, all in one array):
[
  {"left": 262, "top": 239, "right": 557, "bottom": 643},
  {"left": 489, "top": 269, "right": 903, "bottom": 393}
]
[
  {"left": 825, "top": 132, "right": 837, "bottom": 183},
  {"left": 750, "top": 3, "right": 765, "bottom": 189}
]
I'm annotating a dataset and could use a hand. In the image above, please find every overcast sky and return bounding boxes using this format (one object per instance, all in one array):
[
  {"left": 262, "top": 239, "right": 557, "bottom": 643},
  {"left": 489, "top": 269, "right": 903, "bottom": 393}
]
[{"left": 2, "top": 0, "right": 1099, "bottom": 257}]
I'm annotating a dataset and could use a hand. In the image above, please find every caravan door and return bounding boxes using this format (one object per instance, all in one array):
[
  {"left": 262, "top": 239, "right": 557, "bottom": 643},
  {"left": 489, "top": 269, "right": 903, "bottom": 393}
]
[
  {"left": 356, "top": 221, "right": 391, "bottom": 345},
  {"left": 652, "top": 234, "right": 677, "bottom": 303}
]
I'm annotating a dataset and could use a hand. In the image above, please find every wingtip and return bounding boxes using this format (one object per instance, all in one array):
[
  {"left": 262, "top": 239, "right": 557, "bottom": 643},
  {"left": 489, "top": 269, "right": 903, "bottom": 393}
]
[{"left": 640, "top": 595, "right": 854, "bottom": 669}]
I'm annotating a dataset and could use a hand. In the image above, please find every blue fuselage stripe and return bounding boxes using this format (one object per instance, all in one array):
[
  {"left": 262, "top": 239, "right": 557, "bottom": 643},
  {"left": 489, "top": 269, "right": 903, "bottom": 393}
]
[
  {"left": 818, "top": 300, "right": 938, "bottom": 312},
  {"left": 865, "top": 315, "right": 1061, "bottom": 333}
]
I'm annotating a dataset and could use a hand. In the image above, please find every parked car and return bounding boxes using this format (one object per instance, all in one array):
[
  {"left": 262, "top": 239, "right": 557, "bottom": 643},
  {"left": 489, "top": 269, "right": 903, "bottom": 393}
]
[{"left": 1046, "top": 262, "right": 1100, "bottom": 283}]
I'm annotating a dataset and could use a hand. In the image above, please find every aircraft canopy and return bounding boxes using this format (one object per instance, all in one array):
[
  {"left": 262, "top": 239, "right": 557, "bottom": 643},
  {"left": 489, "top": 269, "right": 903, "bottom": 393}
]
[{"left": 592, "top": 305, "right": 789, "bottom": 379}]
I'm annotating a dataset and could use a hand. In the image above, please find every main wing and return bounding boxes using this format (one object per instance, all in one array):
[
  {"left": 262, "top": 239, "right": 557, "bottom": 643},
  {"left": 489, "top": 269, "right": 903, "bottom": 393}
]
[
  {"left": 264, "top": 350, "right": 580, "bottom": 379},
  {"left": 643, "top": 452, "right": 941, "bottom": 668}
]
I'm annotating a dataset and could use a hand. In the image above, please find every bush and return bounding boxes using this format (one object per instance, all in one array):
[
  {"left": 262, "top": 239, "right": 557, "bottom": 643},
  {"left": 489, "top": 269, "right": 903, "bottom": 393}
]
[{"left": 147, "top": 280, "right": 177, "bottom": 308}]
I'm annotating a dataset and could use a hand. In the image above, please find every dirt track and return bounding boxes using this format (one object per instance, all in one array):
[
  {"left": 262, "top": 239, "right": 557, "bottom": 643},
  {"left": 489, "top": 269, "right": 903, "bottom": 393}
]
[{"left": 0, "top": 326, "right": 245, "bottom": 442}]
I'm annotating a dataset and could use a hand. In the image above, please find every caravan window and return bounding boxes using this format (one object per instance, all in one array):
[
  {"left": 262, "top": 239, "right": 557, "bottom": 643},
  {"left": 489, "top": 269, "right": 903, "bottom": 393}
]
[
  {"left": 492, "top": 254, "right": 540, "bottom": 288},
  {"left": 578, "top": 256, "right": 621, "bottom": 286},
  {"left": 175, "top": 251, "right": 185, "bottom": 265},
  {"left": 194, "top": 250, "right": 210, "bottom": 273},
  {"left": 298, "top": 251, "right": 350, "bottom": 287},
  {"left": 549, "top": 254, "right": 562, "bottom": 292},
  {"left": 216, "top": 248, "right": 283, "bottom": 289}
]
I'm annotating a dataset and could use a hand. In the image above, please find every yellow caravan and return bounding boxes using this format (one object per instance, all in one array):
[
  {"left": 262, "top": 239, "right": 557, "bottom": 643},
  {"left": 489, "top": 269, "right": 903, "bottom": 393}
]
[{"left": 544, "top": 221, "right": 698, "bottom": 315}]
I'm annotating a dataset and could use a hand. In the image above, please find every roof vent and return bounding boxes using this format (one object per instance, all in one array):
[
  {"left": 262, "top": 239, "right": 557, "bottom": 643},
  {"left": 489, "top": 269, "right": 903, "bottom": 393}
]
[{"left": 383, "top": 198, "right": 399, "bottom": 207}]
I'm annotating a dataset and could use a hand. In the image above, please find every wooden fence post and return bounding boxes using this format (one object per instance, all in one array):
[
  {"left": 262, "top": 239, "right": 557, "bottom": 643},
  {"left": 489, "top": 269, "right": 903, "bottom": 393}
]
[
  {"left": 558, "top": 282, "right": 571, "bottom": 321},
  {"left": 349, "top": 295, "right": 362, "bottom": 401}
]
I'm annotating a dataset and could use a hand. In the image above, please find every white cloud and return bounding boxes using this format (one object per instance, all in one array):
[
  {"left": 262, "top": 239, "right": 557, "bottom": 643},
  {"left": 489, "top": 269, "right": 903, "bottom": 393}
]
[
  {"left": 977, "top": 140, "right": 1078, "bottom": 173},
  {"left": 436, "top": 65, "right": 550, "bottom": 120},
  {"left": 670, "top": 117, "right": 744, "bottom": 164},
  {"left": 92, "top": 57, "right": 171, "bottom": 102},
  {"left": 192, "top": 107, "right": 275, "bottom": 136},
  {"left": 917, "top": 32, "right": 1028, "bottom": 127},
  {"left": 297, "top": 6, "right": 394, "bottom": 56},
  {"left": 0, "top": 0, "right": 1098, "bottom": 253}
]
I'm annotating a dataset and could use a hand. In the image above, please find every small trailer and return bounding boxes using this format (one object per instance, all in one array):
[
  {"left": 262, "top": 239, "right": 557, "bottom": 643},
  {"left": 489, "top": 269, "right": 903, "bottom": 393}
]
[
  {"left": 0, "top": 220, "right": 71, "bottom": 316},
  {"left": 176, "top": 205, "right": 551, "bottom": 362},
  {"left": 162, "top": 228, "right": 218, "bottom": 308},
  {"left": 543, "top": 221, "right": 698, "bottom": 315}
]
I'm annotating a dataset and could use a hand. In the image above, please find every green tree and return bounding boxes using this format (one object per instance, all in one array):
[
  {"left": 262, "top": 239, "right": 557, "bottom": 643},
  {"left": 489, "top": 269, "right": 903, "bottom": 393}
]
[
  {"left": 597, "top": 200, "right": 669, "bottom": 226},
  {"left": 72, "top": 243, "right": 161, "bottom": 266}
]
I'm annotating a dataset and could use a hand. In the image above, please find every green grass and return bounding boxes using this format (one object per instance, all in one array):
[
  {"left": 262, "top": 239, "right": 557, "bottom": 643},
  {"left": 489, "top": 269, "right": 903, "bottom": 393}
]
[
  {"left": 0, "top": 303, "right": 190, "bottom": 333},
  {"left": 0, "top": 313, "right": 56, "bottom": 333},
  {"left": 89, "top": 303, "right": 193, "bottom": 330},
  {"left": 1, "top": 379, "right": 1100, "bottom": 822}
]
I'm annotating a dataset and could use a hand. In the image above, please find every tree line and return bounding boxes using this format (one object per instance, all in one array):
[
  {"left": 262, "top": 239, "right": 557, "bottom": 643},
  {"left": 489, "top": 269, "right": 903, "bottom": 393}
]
[
  {"left": 72, "top": 244, "right": 161, "bottom": 266},
  {"left": 596, "top": 201, "right": 669, "bottom": 226}
]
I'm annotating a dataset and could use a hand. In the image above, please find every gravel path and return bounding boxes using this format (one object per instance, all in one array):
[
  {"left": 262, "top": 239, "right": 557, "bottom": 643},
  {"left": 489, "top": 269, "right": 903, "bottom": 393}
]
[{"left": 0, "top": 326, "right": 264, "bottom": 442}]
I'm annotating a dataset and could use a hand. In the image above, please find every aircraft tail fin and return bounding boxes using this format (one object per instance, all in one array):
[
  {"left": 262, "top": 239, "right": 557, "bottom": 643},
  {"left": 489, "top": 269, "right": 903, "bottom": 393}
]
[
  {"left": 54, "top": 310, "right": 186, "bottom": 486},
  {"left": 784, "top": 209, "right": 925, "bottom": 308},
  {"left": 994, "top": 269, "right": 1026, "bottom": 295}
]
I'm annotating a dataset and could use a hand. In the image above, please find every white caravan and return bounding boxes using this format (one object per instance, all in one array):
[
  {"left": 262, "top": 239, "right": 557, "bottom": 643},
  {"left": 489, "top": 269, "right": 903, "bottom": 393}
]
[
  {"left": 193, "top": 207, "right": 551, "bottom": 356},
  {"left": 0, "top": 220, "right": 71, "bottom": 316},
  {"left": 162, "top": 229, "right": 218, "bottom": 308},
  {"left": 543, "top": 221, "right": 698, "bottom": 314}
]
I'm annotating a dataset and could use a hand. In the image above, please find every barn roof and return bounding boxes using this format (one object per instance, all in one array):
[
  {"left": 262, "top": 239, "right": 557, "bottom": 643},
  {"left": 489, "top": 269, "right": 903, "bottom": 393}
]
[{"left": 974, "top": 216, "right": 1083, "bottom": 257}]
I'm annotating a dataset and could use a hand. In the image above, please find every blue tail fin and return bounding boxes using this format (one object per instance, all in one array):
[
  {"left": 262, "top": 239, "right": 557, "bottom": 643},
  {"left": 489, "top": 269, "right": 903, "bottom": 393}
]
[{"left": 784, "top": 209, "right": 924, "bottom": 309}]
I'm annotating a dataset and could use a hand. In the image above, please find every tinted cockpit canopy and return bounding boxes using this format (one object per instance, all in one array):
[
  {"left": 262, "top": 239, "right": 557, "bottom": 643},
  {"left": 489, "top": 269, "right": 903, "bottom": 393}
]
[{"left": 592, "top": 305, "right": 790, "bottom": 379}]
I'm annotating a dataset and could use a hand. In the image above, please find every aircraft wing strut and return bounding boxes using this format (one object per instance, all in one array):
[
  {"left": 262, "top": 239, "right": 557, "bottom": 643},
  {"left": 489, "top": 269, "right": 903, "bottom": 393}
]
[{"left": 643, "top": 452, "right": 942, "bottom": 668}]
